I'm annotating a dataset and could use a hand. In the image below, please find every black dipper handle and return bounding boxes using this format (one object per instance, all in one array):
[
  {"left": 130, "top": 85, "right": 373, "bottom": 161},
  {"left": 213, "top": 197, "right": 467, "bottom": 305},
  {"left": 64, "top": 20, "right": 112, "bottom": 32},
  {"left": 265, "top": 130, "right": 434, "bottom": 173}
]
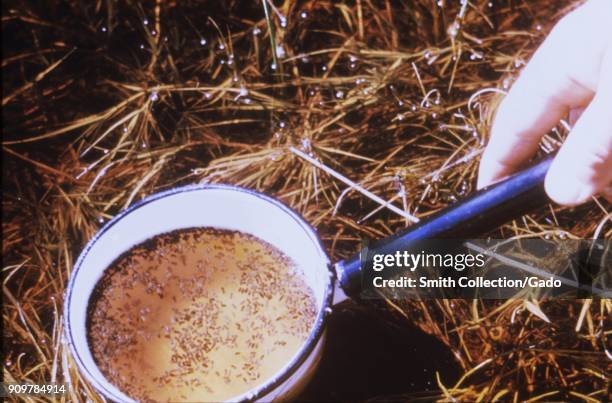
[{"left": 335, "top": 156, "right": 554, "bottom": 298}]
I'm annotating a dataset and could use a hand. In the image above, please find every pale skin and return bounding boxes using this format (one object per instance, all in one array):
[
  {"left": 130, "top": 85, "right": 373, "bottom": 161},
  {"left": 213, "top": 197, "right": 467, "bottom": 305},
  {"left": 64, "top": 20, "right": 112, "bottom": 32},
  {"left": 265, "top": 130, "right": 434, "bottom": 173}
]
[{"left": 478, "top": 0, "right": 612, "bottom": 205}]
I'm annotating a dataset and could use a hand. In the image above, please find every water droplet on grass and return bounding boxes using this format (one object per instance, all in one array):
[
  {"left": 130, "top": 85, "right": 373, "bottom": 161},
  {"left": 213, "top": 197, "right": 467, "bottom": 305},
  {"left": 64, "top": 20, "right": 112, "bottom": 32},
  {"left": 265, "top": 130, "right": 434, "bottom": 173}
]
[
  {"left": 470, "top": 51, "right": 483, "bottom": 60},
  {"left": 448, "top": 21, "right": 460, "bottom": 38}
]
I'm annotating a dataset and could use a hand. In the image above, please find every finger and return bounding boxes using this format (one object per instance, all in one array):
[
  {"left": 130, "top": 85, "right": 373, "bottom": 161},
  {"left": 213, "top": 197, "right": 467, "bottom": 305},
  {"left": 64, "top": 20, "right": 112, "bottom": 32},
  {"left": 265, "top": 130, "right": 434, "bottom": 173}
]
[
  {"left": 478, "top": 5, "right": 601, "bottom": 189},
  {"left": 545, "top": 94, "right": 612, "bottom": 205},
  {"left": 545, "top": 47, "right": 612, "bottom": 205},
  {"left": 477, "top": 78, "right": 581, "bottom": 188}
]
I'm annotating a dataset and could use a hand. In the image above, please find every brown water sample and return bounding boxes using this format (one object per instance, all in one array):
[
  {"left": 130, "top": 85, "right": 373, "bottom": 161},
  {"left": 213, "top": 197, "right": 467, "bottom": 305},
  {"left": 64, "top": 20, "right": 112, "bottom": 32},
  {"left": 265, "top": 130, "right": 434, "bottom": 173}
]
[{"left": 87, "top": 227, "right": 318, "bottom": 402}]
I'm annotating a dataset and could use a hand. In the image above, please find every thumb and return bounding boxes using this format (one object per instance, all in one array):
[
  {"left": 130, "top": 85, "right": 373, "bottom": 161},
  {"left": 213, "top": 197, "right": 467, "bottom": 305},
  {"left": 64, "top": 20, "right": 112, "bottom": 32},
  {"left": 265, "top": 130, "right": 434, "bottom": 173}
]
[{"left": 545, "top": 76, "right": 612, "bottom": 205}]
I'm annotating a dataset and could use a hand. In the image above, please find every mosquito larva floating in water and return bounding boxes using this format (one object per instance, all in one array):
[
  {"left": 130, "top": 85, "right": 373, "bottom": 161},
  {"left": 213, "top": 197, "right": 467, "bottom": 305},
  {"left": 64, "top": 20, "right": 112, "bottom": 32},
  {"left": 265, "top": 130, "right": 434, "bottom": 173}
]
[{"left": 87, "top": 227, "right": 317, "bottom": 402}]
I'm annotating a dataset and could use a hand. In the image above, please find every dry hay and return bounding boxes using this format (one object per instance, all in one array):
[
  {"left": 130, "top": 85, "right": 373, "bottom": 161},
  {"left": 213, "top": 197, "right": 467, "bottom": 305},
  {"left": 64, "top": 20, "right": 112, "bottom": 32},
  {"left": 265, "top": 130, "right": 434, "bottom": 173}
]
[{"left": 2, "top": 0, "right": 610, "bottom": 401}]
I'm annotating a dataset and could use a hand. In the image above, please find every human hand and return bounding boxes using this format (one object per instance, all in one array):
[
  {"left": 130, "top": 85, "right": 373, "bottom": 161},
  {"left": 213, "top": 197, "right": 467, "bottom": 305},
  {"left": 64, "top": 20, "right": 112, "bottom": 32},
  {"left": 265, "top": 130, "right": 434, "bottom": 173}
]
[{"left": 478, "top": 0, "right": 612, "bottom": 205}]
